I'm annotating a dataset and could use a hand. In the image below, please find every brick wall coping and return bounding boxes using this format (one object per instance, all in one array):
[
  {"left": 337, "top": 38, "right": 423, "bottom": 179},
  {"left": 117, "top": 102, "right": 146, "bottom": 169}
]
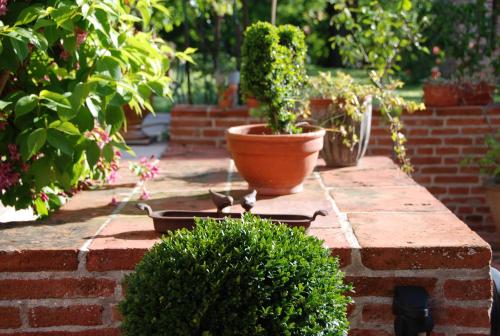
[{"left": 0, "top": 145, "right": 492, "bottom": 335}]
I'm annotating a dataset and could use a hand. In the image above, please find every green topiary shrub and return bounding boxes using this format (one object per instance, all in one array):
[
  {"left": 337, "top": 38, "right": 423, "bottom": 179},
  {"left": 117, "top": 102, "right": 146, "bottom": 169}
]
[
  {"left": 120, "top": 214, "right": 351, "bottom": 336},
  {"left": 241, "top": 22, "right": 306, "bottom": 134}
]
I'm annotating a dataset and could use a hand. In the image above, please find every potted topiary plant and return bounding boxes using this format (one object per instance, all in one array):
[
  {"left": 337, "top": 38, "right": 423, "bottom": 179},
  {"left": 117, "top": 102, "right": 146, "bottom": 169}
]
[
  {"left": 227, "top": 22, "right": 325, "bottom": 195},
  {"left": 308, "top": 71, "right": 423, "bottom": 172},
  {"left": 120, "top": 214, "right": 352, "bottom": 335}
]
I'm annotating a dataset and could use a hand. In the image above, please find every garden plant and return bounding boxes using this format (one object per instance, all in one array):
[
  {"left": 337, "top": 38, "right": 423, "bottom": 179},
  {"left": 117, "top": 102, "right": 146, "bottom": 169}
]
[
  {"left": 0, "top": 0, "right": 192, "bottom": 217},
  {"left": 308, "top": 71, "right": 423, "bottom": 173},
  {"left": 120, "top": 214, "right": 352, "bottom": 336},
  {"left": 227, "top": 21, "right": 325, "bottom": 195},
  {"left": 240, "top": 21, "right": 307, "bottom": 134}
]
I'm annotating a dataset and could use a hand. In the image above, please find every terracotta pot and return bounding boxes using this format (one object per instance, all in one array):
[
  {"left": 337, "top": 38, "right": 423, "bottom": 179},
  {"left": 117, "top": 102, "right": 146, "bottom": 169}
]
[
  {"left": 423, "top": 83, "right": 460, "bottom": 107},
  {"left": 123, "top": 105, "right": 152, "bottom": 145},
  {"left": 226, "top": 124, "right": 325, "bottom": 195},
  {"left": 309, "top": 97, "right": 372, "bottom": 167},
  {"left": 246, "top": 97, "right": 260, "bottom": 108},
  {"left": 485, "top": 178, "right": 500, "bottom": 233},
  {"left": 460, "top": 82, "right": 495, "bottom": 106}
]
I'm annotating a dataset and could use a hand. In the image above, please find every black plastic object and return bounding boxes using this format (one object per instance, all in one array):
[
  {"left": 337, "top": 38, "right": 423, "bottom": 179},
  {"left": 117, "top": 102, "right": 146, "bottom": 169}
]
[
  {"left": 491, "top": 267, "right": 500, "bottom": 336},
  {"left": 393, "top": 286, "right": 433, "bottom": 336}
]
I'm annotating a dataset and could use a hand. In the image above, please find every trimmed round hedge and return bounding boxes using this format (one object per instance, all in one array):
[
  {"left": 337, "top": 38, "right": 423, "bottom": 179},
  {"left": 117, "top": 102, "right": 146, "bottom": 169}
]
[{"left": 120, "top": 214, "right": 351, "bottom": 336}]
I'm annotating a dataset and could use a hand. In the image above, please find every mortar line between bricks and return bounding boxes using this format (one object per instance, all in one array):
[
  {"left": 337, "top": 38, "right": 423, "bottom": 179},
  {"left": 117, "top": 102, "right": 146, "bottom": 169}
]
[{"left": 314, "top": 172, "right": 360, "bottom": 249}]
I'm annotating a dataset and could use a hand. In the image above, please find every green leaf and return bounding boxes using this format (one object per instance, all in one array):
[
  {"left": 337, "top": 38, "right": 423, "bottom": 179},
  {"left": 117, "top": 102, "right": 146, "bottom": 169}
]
[
  {"left": 70, "top": 82, "right": 90, "bottom": 111},
  {"left": 47, "top": 129, "right": 74, "bottom": 156},
  {"left": 86, "top": 141, "right": 100, "bottom": 167},
  {"left": 49, "top": 120, "right": 80, "bottom": 135},
  {"left": 96, "top": 56, "right": 122, "bottom": 80},
  {"left": 27, "top": 128, "right": 47, "bottom": 159},
  {"left": 29, "top": 157, "right": 52, "bottom": 189},
  {"left": 15, "top": 95, "right": 38, "bottom": 118},
  {"left": 74, "top": 106, "right": 94, "bottom": 132},
  {"left": 16, "top": 5, "right": 45, "bottom": 25},
  {"left": 34, "top": 197, "right": 49, "bottom": 217},
  {"left": 0, "top": 100, "right": 12, "bottom": 110},
  {"left": 105, "top": 105, "right": 124, "bottom": 134},
  {"left": 9, "top": 37, "right": 29, "bottom": 62},
  {"left": 102, "top": 143, "right": 115, "bottom": 162},
  {"left": 39, "top": 90, "right": 75, "bottom": 120}
]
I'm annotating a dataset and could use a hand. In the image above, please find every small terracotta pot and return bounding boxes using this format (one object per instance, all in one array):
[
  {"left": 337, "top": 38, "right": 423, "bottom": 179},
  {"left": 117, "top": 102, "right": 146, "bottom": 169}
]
[
  {"left": 460, "top": 82, "right": 495, "bottom": 106},
  {"left": 246, "top": 97, "right": 260, "bottom": 108},
  {"left": 226, "top": 124, "right": 325, "bottom": 195},
  {"left": 423, "top": 83, "right": 460, "bottom": 107},
  {"left": 123, "top": 104, "right": 151, "bottom": 145},
  {"left": 485, "top": 178, "right": 500, "bottom": 234}
]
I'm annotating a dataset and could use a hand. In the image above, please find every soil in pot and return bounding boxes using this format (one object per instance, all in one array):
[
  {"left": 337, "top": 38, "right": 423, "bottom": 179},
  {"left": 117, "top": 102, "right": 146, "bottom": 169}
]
[
  {"left": 310, "top": 97, "right": 372, "bottom": 167},
  {"left": 485, "top": 178, "right": 500, "bottom": 233},
  {"left": 226, "top": 124, "right": 325, "bottom": 195},
  {"left": 423, "top": 83, "right": 460, "bottom": 107},
  {"left": 460, "top": 82, "right": 495, "bottom": 106}
]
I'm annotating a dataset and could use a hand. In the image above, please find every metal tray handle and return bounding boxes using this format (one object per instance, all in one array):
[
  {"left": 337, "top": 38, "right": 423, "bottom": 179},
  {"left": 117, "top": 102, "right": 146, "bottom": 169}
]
[
  {"left": 137, "top": 203, "right": 153, "bottom": 217},
  {"left": 311, "top": 210, "right": 328, "bottom": 222}
]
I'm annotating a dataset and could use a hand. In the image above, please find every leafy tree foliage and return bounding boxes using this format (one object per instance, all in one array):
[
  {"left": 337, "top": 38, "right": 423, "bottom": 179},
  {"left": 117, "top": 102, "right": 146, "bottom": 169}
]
[{"left": 0, "top": 0, "right": 192, "bottom": 216}]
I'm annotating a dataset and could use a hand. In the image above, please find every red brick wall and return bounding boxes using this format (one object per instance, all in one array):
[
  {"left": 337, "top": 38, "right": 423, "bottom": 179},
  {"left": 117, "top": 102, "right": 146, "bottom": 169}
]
[
  {"left": 170, "top": 104, "right": 261, "bottom": 148},
  {"left": 367, "top": 104, "right": 500, "bottom": 231},
  {"left": 170, "top": 104, "right": 500, "bottom": 232}
]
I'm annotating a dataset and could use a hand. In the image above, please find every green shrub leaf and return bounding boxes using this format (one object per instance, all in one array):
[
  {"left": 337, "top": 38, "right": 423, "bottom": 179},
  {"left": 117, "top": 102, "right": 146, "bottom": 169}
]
[{"left": 27, "top": 128, "right": 47, "bottom": 159}]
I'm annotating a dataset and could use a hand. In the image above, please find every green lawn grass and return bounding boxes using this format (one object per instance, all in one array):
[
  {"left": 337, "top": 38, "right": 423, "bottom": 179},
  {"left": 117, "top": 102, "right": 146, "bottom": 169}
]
[{"left": 155, "top": 65, "right": 498, "bottom": 112}]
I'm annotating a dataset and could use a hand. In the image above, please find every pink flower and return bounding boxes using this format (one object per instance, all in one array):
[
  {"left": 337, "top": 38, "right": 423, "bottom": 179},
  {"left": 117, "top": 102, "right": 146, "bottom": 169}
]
[
  {"left": 8, "top": 144, "right": 20, "bottom": 161},
  {"left": 60, "top": 49, "right": 70, "bottom": 61},
  {"left": 0, "top": 0, "right": 8, "bottom": 16},
  {"left": 432, "top": 46, "right": 441, "bottom": 55},
  {"left": 40, "top": 192, "right": 49, "bottom": 202},
  {"left": 130, "top": 156, "right": 160, "bottom": 182},
  {"left": 84, "top": 126, "right": 111, "bottom": 149},
  {"left": 107, "top": 170, "right": 119, "bottom": 184},
  {"left": 75, "top": 27, "right": 88, "bottom": 47},
  {"left": 110, "top": 196, "right": 118, "bottom": 206},
  {"left": 0, "top": 162, "right": 20, "bottom": 191},
  {"left": 140, "top": 189, "right": 150, "bottom": 200}
]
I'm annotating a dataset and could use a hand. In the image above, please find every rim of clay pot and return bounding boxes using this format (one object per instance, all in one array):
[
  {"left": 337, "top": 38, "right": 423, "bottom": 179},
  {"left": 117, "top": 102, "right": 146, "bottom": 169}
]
[
  {"left": 309, "top": 97, "right": 334, "bottom": 107},
  {"left": 226, "top": 124, "right": 325, "bottom": 142},
  {"left": 423, "top": 83, "right": 458, "bottom": 89}
]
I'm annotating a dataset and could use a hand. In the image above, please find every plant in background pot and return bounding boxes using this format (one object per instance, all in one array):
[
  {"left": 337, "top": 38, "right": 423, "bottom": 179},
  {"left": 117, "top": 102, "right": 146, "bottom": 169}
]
[
  {"left": 308, "top": 71, "right": 423, "bottom": 173},
  {"left": 120, "top": 214, "right": 352, "bottom": 336},
  {"left": 463, "top": 131, "right": 500, "bottom": 231},
  {"left": 308, "top": 72, "right": 373, "bottom": 167},
  {"left": 422, "top": 47, "right": 460, "bottom": 107},
  {"left": 227, "top": 21, "right": 325, "bottom": 195}
]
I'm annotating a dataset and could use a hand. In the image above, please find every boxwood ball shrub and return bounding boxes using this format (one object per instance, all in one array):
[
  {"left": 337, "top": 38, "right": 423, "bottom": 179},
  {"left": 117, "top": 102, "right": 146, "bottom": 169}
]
[
  {"left": 241, "top": 22, "right": 306, "bottom": 134},
  {"left": 120, "top": 214, "right": 352, "bottom": 336}
]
